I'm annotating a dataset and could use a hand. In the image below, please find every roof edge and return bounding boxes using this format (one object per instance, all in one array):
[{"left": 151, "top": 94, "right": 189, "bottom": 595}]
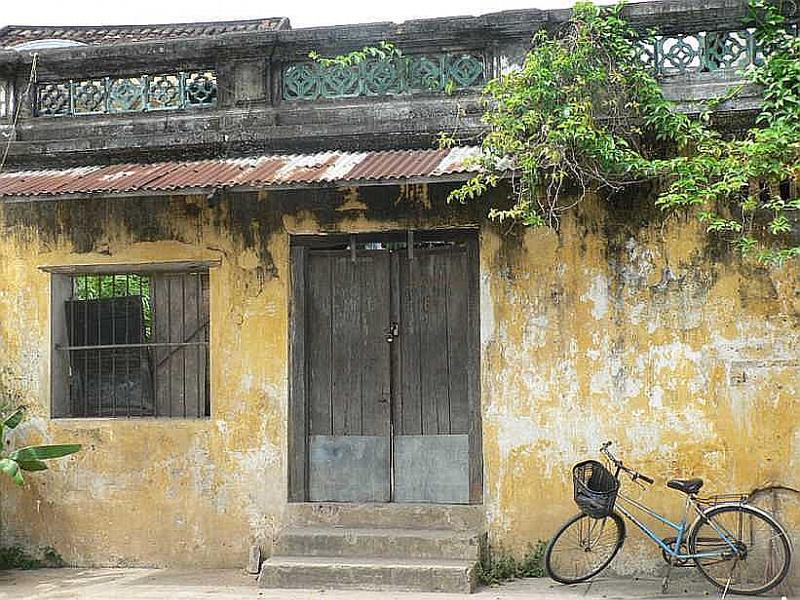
[{"left": 0, "top": 17, "right": 290, "bottom": 33}]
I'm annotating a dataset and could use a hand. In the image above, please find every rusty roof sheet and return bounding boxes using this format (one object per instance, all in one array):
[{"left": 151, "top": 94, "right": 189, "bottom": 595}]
[
  {"left": 0, "top": 18, "right": 289, "bottom": 49},
  {"left": 0, "top": 147, "right": 481, "bottom": 200}
]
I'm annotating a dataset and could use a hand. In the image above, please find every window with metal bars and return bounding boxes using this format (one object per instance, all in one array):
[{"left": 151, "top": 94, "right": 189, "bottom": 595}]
[
  {"left": 0, "top": 80, "right": 11, "bottom": 119},
  {"left": 50, "top": 267, "right": 210, "bottom": 418}
]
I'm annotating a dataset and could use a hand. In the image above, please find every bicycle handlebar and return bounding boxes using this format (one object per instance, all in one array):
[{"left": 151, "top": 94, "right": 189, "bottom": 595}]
[{"left": 600, "top": 441, "right": 654, "bottom": 486}]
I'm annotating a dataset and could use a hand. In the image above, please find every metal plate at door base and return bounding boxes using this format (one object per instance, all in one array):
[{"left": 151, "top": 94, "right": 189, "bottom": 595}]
[
  {"left": 309, "top": 435, "right": 390, "bottom": 502},
  {"left": 393, "top": 434, "right": 469, "bottom": 504}
]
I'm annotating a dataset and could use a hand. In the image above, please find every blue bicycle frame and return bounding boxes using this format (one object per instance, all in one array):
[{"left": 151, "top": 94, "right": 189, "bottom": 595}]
[{"left": 614, "top": 489, "right": 744, "bottom": 561}]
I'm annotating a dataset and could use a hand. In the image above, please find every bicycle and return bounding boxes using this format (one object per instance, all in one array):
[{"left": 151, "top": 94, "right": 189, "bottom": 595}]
[{"left": 544, "top": 442, "right": 792, "bottom": 595}]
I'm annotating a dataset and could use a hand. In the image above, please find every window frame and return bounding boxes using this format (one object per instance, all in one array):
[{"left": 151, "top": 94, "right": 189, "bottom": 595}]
[{"left": 44, "top": 260, "right": 217, "bottom": 420}]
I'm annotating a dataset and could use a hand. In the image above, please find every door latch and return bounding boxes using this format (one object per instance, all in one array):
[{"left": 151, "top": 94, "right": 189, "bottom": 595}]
[{"left": 385, "top": 322, "right": 399, "bottom": 343}]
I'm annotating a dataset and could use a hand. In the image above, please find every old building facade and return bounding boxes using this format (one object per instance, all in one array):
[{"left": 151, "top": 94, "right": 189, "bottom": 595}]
[{"left": 0, "top": 0, "right": 798, "bottom": 592}]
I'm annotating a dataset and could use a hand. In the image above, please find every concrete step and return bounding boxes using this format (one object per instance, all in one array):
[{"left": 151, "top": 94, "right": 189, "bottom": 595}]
[
  {"left": 286, "top": 502, "right": 484, "bottom": 531},
  {"left": 275, "top": 526, "right": 484, "bottom": 560},
  {"left": 259, "top": 556, "right": 476, "bottom": 593}
]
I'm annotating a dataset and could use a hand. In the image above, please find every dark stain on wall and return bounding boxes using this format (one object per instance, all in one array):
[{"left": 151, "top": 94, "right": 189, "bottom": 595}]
[{"left": 0, "top": 183, "right": 485, "bottom": 281}]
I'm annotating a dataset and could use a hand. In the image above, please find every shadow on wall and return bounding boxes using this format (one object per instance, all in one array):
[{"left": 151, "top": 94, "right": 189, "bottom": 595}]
[{"left": 749, "top": 485, "right": 800, "bottom": 597}]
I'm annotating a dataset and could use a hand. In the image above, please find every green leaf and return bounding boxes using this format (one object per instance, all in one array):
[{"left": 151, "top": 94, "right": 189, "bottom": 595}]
[
  {"left": 17, "top": 459, "right": 49, "bottom": 472},
  {"left": 0, "top": 458, "right": 24, "bottom": 486},
  {"left": 10, "top": 444, "right": 82, "bottom": 462},
  {"left": 3, "top": 408, "right": 25, "bottom": 430}
]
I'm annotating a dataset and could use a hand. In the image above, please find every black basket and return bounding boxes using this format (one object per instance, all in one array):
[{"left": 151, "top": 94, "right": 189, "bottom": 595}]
[{"left": 573, "top": 460, "right": 619, "bottom": 519}]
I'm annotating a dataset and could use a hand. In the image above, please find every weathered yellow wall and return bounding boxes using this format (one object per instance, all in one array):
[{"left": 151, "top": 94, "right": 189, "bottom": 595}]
[
  {"left": 0, "top": 193, "right": 291, "bottom": 566},
  {"left": 0, "top": 187, "right": 798, "bottom": 573},
  {"left": 480, "top": 197, "right": 800, "bottom": 575}
]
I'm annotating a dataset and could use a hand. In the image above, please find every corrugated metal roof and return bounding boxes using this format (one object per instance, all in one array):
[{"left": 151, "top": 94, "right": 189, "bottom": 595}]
[
  {"left": 0, "top": 147, "right": 481, "bottom": 200},
  {"left": 0, "top": 18, "right": 289, "bottom": 49}
]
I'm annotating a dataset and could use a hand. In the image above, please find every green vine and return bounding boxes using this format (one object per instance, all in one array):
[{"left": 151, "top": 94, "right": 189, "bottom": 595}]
[
  {"left": 309, "top": 41, "right": 402, "bottom": 67},
  {"left": 448, "top": 0, "right": 800, "bottom": 265}
]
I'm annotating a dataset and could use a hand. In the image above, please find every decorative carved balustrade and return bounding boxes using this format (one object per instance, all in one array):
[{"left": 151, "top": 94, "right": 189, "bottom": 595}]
[
  {"left": 282, "top": 53, "right": 486, "bottom": 101},
  {"left": 638, "top": 23, "right": 797, "bottom": 75},
  {"left": 35, "top": 70, "right": 217, "bottom": 117},
  {"left": 637, "top": 29, "right": 761, "bottom": 75},
  {"left": 23, "top": 20, "right": 800, "bottom": 117}
]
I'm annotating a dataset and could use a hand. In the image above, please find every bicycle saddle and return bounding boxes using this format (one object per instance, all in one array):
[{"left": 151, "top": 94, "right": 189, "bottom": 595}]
[{"left": 667, "top": 478, "right": 704, "bottom": 495}]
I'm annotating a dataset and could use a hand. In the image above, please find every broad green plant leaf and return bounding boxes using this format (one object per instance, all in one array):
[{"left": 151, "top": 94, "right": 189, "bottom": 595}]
[{"left": 10, "top": 444, "right": 82, "bottom": 462}]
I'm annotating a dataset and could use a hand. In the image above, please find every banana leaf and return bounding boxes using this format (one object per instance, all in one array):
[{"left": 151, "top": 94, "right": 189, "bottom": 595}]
[{"left": 10, "top": 444, "right": 82, "bottom": 462}]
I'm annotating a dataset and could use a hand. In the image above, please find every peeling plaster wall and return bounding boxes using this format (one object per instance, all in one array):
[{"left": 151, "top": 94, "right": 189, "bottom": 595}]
[
  {"left": 480, "top": 195, "right": 800, "bottom": 576},
  {"left": 0, "top": 185, "right": 798, "bottom": 573}
]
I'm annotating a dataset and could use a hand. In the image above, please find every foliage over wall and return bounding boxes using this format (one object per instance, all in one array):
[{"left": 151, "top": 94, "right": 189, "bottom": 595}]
[{"left": 446, "top": 0, "right": 800, "bottom": 265}]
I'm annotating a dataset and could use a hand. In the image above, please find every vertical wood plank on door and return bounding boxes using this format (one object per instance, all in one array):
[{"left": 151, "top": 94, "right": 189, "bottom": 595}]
[
  {"left": 428, "top": 252, "right": 453, "bottom": 435},
  {"left": 446, "top": 249, "right": 470, "bottom": 434},
  {"left": 360, "top": 253, "right": 391, "bottom": 437},
  {"left": 417, "top": 256, "right": 439, "bottom": 434},
  {"left": 307, "top": 254, "right": 333, "bottom": 436},
  {"left": 331, "top": 255, "right": 359, "bottom": 435},
  {"left": 398, "top": 256, "right": 422, "bottom": 435}
]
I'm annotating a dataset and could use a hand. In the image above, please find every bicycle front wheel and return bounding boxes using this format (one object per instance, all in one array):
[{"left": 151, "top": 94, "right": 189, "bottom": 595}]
[
  {"left": 545, "top": 512, "right": 626, "bottom": 584},
  {"left": 689, "top": 504, "right": 791, "bottom": 595}
]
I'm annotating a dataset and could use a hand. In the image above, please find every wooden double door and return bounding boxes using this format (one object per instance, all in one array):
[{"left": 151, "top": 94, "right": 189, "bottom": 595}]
[{"left": 289, "top": 231, "right": 481, "bottom": 504}]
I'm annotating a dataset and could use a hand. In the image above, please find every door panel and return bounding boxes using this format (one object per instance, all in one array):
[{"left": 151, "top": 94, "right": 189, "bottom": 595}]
[
  {"left": 306, "top": 251, "right": 392, "bottom": 501},
  {"left": 395, "top": 247, "right": 471, "bottom": 436},
  {"left": 394, "top": 247, "right": 471, "bottom": 503}
]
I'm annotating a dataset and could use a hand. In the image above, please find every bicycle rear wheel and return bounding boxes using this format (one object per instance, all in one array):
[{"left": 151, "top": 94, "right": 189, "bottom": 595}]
[
  {"left": 545, "top": 512, "right": 625, "bottom": 584},
  {"left": 689, "top": 504, "right": 791, "bottom": 595}
]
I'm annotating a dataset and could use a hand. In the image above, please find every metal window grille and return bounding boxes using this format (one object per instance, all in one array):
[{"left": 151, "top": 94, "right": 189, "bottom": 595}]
[
  {"left": 0, "top": 80, "right": 11, "bottom": 119},
  {"left": 53, "top": 270, "right": 210, "bottom": 418}
]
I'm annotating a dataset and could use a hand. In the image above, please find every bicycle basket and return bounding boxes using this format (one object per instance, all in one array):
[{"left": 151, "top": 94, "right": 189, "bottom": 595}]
[{"left": 573, "top": 460, "right": 619, "bottom": 519}]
